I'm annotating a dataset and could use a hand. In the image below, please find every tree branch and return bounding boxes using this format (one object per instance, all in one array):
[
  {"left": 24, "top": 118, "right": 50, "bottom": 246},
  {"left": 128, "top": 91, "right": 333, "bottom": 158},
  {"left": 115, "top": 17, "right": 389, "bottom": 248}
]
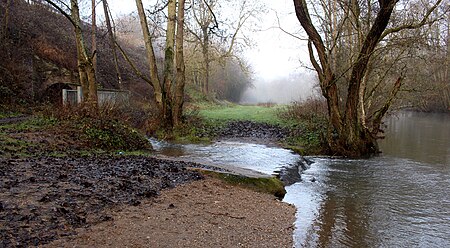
[
  {"left": 43, "top": 0, "right": 76, "bottom": 27},
  {"left": 370, "top": 76, "right": 404, "bottom": 135},
  {"left": 380, "top": 0, "right": 443, "bottom": 40},
  {"left": 114, "top": 39, "right": 152, "bottom": 86}
]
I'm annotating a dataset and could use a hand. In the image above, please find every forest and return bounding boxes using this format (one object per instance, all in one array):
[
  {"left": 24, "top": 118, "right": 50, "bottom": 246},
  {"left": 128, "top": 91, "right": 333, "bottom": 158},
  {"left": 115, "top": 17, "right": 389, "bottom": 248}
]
[
  {"left": 0, "top": 0, "right": 448, "bottom": 155},
  {"left": 1, "top": 0, "right": 449, "bottom": 247}
]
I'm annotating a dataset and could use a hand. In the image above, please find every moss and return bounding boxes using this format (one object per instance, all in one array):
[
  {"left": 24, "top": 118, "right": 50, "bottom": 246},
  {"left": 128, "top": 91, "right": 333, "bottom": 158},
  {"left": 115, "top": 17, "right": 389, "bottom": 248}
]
[{"left": 201, "top": 170, "right": 286, "bottom": 200}]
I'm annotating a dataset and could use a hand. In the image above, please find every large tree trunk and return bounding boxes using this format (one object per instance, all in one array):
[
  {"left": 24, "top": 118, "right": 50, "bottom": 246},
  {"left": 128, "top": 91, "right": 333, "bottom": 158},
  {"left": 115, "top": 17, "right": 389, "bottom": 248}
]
[
  {"left": 173, "top": 0, "right": 186, "bottom": 127},
  {"left": 294, "top": 0, "right": 398, "bottom": 157},
  {"left": 135, "top": 0, "right": 187, "bottom": 128},
  {"left": 339, "top": 0, "right": 396, "bottom": 156},
  {"left": 161, "top": 0, "right": 177, "bottom": 126}
]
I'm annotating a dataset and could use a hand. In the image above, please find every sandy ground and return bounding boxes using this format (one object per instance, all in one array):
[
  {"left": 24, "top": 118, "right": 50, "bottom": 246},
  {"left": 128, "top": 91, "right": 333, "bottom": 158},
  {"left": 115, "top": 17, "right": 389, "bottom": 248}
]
[{"left": 46, "top": 177, "right": 296, "bottom": 248}]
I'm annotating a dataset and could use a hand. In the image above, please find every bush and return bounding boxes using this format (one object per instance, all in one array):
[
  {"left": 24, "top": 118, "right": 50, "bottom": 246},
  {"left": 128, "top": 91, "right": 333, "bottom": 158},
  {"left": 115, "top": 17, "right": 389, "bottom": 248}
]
[
  {"left": 279, "top": 97, "right": 329, "bottom": 154},
  {"left": 280, "top": 97, "right": 328, "bottom": 123},
  {"left": 45, "top": 104, "right": 152, "bottom": 151}
]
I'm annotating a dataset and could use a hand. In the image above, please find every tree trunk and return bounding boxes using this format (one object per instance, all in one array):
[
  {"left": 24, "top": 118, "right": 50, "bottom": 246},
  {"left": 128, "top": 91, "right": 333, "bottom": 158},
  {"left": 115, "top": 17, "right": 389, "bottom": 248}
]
[
  {"left": 135, "top": 0, "right": 163, "bottom": 106},
  {"left": 72, "top": 0, "right": 97, "bottom": 104},
  {"left": 202, "top": 27, "right": 209, "bottom": 95},
  {"left": 161, "top": 0, "right": 177, "bottom": 126},
  {"left": 1, "top": 0, "right": 12, "bottom": 41},
  {"left": 340, "top": 0, "right": 396, "bottom": 156},
  {"left": 91, "top": 0, "right": 97, "bottom": 76},
  {"left": 135, "top": 0, "right": 187, "bottom": 128},
  {"left": 294, "top": 0, "right": 398, "bottom": 157},
  {"left": 102, "top": 0, "right": 122, "bottom": 88},
  {"left": 173, "top": 0, "right": 186, "bottom": 127}
]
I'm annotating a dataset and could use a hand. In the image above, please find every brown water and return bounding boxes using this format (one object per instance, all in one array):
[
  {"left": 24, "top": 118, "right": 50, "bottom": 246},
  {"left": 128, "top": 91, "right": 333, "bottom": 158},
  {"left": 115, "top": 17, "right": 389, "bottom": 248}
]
[{"left": 151, "top": 111, "right": 450, "bottom": 247}]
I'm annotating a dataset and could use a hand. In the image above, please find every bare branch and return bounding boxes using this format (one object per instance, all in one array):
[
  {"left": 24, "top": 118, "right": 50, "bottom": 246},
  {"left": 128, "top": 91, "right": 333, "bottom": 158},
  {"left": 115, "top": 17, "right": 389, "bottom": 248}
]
[
  {"left": 380, "top": 0, "right": 443, "bottom": 40},
  {"left": 274, "top": 10, "right": 307, "bottom": 41},
  {"left": 114, "top": 39, "right": 152, "bottom": 85},
  {"left": 43, "top": 0, "right": 76, "bottom": 27}
]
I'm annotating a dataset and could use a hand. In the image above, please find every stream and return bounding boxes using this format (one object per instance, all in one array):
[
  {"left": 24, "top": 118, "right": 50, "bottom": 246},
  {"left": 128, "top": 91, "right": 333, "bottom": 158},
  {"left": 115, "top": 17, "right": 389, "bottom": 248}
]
[{"left": 151, "top": 111, "right": 450, "bottom": 247}]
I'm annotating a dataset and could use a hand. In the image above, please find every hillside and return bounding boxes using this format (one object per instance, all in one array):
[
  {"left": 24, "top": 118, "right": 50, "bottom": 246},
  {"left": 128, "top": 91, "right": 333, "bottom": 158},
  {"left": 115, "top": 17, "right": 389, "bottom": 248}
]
[{"left": 0, "top": 0, "right": 151, "bottom": 107}]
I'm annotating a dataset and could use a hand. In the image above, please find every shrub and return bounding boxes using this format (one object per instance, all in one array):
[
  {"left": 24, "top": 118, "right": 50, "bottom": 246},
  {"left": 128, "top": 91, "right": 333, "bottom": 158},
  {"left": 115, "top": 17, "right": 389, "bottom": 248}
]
[
  {"left": 279, "top": 97, "right": 329, "bottom": 154},
  {"left": 45, "top": 104, "right": 152, "bottom": 151},
  {"left": 280, "top": 97, "right": 328, "bottom": 123}
]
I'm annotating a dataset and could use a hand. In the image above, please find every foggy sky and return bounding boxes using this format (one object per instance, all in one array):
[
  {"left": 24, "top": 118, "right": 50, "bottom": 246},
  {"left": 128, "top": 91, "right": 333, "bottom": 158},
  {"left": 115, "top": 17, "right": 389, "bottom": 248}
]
[
  {"left": 240, "top": 73, "right": 319, "bottom": 104},
  {"left": 106, "top": 0, "right": 315, "bottom": 103}
]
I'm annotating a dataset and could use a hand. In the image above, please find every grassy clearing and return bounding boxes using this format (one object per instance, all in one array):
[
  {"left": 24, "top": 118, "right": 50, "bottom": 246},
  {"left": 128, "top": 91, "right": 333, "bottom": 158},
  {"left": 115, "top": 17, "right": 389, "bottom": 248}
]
[
  {"left": 191, "top": 101, "right": 328, "bottom": 155},
  {"left": 199, "top": 104, "right": 288, "bottom": 125}
]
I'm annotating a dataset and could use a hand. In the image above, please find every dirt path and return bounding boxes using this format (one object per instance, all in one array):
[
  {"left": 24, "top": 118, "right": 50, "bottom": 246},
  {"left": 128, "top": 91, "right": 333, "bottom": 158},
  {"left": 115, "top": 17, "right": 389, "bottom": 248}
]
[{"left": 46, "top": 178, "right": 296, "bottom": 248}]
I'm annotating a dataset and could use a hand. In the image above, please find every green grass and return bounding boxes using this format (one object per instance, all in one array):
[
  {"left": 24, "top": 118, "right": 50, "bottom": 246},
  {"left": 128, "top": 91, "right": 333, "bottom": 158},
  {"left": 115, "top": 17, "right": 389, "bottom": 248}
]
[
  {"left": 0, "top": 112, "right": 20, "bottom": 119},
  {"left": 0, "top": 116, "right": 57, "bottom": 132},
  {"left": 199, "top": 105, "right": 288, "bottom": 125}
]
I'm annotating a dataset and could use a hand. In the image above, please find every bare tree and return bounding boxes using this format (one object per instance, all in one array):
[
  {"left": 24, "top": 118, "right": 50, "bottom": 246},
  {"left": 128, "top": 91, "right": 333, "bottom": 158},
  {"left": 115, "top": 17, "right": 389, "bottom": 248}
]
[
  {"left": 186, "top": 0, "right": 259, "bottom": 95},
  {"left": 101, "top": 0, "right": 122, "bottom": 87},
  {"left": 135, "top": 0, "right": 186, "bottom": 127},
  {"left": 44, "top": 0, "right": 98, "bottom": 105},
  {"left": 293, "top": 0, "right": 444, "bottom": 156}
]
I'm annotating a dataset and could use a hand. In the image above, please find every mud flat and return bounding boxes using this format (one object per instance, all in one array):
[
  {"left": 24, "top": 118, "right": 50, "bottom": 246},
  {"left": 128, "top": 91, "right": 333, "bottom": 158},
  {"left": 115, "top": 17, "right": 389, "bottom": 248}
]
[{"left": 0, "top": 156, "right": 295, "bottom": 247}]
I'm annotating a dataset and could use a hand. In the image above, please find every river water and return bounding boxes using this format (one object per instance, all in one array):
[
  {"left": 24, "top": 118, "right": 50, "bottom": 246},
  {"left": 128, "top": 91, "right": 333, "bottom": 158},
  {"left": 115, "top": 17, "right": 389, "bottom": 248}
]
[{"left": 151, "top": 111, "right": 450, "bottom": 247}]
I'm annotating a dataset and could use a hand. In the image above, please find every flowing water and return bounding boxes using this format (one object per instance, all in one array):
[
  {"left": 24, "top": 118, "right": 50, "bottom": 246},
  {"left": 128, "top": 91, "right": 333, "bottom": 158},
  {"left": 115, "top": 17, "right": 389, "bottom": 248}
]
[{"left": 151, "top": 111, "right": 450, "bottom": 247}]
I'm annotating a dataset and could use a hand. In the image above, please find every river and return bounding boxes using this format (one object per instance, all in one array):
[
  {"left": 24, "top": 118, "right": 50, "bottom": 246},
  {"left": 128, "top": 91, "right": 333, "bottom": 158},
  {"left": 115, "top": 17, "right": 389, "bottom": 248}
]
[{"left": 151, "top": 111, "right": 450, "bottom": 247}]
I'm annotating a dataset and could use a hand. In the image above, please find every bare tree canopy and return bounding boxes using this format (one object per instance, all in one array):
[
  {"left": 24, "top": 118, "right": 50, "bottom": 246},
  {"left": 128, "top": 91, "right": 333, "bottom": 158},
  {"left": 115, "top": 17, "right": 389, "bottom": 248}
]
[{"left": 293, "top": 0, "right": 446, "bottom": 156}]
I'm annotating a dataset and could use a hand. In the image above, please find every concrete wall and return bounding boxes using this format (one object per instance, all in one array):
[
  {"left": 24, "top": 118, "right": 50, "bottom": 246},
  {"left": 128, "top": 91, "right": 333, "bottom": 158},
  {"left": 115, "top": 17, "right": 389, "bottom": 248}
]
[{"left": 62, "top": 86, "right": 130, "bottom": 106}]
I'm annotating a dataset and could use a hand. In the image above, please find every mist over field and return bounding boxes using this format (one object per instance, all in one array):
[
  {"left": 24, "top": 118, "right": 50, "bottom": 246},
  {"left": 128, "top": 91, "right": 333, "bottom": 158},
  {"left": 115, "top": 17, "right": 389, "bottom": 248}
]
[{"left": 240, "top": 73, "right": 318, "bottom": 104}]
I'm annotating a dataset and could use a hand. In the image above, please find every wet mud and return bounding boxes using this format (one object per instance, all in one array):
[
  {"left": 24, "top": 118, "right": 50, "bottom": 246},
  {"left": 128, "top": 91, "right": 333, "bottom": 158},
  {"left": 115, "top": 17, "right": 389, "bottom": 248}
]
[
  {"left": 0, "top": 156, "right": 209, "bottom": 247},
  {"left": 217, "top": 121, "right": 290, "bottom": 141}
]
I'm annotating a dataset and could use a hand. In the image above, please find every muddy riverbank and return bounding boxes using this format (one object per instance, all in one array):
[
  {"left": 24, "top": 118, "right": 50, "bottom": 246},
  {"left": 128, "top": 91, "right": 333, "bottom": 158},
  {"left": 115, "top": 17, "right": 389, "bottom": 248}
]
[
  {"left": 0, "top": 156, "right": 204, "bottom": 246},
  {"left": 0, "top": 156, "right": 295, "bottom": 247}
]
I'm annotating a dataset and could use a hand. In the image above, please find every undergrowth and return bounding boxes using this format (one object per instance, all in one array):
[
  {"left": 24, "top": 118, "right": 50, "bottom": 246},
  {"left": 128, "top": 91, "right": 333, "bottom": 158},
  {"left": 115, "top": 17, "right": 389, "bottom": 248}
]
[
  {"left": 279, "top": 97, "right": 329, "bottom": 155},
  {"left": 48, "top": 104, "right": 152, "bottom": 151}
]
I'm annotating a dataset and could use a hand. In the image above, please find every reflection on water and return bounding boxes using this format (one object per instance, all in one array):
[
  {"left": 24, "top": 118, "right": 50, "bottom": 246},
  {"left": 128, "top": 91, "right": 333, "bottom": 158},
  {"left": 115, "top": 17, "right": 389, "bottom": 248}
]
[
  {"left": 150, "top": 112, "right": 450, "bottom": 247},
  {"left": 380, "top": 111, "right": 450, "bottom": 165},
  {"left": 285, "top": 112, "right": 450, "bottom": 247},
  {"left": 285, "top": 157, "right": 450, "bottom": 247}
]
